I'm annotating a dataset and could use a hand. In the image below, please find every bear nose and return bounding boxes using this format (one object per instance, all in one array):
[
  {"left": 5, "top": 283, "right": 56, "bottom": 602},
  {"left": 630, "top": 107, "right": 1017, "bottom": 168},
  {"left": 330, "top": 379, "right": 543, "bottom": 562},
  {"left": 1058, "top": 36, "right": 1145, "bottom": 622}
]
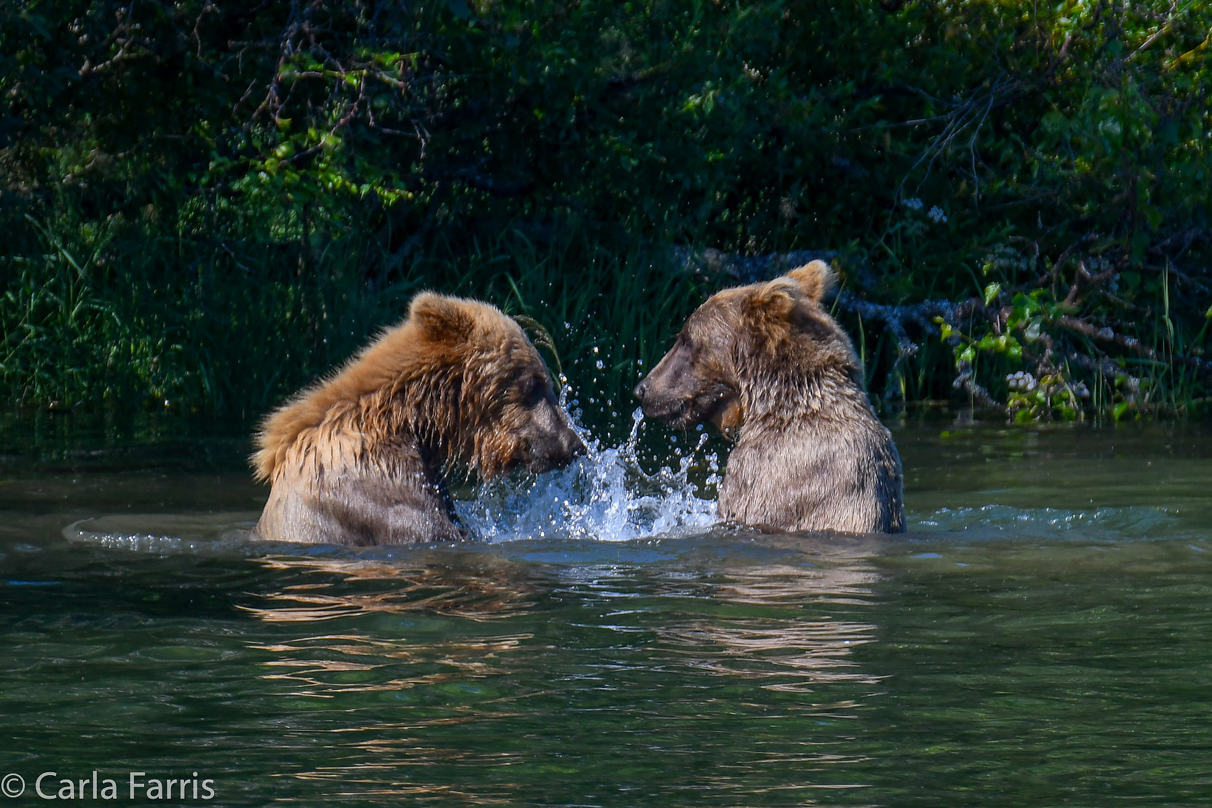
[
  {"left": 570, "top": 435, "right": 587, "bottom": 459},
  {"left": 633, "top": 379, "right": 649, "bottom": 401}
]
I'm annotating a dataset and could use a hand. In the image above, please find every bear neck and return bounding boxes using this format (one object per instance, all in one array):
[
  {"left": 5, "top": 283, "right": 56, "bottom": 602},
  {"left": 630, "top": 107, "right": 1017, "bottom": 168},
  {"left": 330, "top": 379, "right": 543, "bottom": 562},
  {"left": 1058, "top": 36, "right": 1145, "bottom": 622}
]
[
  {"left": 371, "top": 365, "right": 482, "bottom": 476},
  {"left": 735, "top": 360, "right": 871, "bottom": 436}
]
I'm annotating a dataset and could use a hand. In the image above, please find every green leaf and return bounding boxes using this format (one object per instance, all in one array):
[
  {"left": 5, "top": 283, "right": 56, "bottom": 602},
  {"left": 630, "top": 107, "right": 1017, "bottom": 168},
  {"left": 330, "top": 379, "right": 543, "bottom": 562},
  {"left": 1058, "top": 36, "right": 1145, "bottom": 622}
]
[
  {"left": 983, "top": 282, "right": 1001, "bottom": 307},
  {"left": 1131, "top": 230, "right": 1150, "bottom": 264},
  {"left": 1023, "top": 318, "right": 1042, "bottom": 342},
  {"left": 1141, "top": 202, "right": 1163, "bottom": 230}
]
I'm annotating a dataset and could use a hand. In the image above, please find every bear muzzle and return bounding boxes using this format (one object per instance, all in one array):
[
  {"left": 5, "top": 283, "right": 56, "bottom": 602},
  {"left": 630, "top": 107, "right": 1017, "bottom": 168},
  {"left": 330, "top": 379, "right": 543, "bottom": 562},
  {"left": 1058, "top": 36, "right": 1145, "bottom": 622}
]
[
  {"left": 634, "top": 379, "right": 691, "bottom": 425},
  {"left": 524, "top": 426, "right": 587, "bottom": 473}
]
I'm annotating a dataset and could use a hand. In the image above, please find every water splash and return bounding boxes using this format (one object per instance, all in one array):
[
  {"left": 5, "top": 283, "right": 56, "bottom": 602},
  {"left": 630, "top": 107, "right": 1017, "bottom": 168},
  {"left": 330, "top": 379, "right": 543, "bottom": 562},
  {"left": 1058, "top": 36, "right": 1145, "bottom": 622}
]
[
  {"left": 913, "top": 504, "right": 1185, "bottom": 541},
  {"left": 64, "top": 513, "right": 261, "bottom": 555},
  {"left": 457, "top": 406, "right": 719, "bottom": 543}
]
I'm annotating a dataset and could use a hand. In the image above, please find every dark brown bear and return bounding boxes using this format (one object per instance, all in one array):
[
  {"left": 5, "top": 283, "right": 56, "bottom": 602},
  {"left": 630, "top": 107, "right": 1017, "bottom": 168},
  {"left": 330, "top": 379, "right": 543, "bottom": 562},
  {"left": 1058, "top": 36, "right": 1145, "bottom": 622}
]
[
  {"left": 251, "top": 292, "right": 585, "bottom": 545},
  {"left": 634, "top": 261, "right": 905, "bottom": 534}
]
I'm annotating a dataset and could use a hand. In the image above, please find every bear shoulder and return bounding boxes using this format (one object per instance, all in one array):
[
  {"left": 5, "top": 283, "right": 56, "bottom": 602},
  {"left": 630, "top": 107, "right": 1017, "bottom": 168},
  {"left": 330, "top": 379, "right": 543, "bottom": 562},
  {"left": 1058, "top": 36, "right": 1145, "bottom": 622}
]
[
  {"left": 251, "top": 293, "right": 513, "bottom": 481},
  {"left": 251, "top": 321, "right": 413, "bottom": 480}
]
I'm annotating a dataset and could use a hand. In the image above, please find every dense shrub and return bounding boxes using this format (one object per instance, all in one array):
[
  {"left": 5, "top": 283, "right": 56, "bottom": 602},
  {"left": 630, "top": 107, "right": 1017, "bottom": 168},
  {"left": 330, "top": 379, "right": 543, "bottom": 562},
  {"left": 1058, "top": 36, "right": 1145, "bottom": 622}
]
[{"left": 2, "top": 0, "right": 1210, "bottom": 425}]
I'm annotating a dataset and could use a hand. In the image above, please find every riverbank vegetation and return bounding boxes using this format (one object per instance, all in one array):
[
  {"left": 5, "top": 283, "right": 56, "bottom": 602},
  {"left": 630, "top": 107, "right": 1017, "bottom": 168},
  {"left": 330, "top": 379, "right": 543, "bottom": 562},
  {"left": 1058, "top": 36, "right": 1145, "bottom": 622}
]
[{"left": 3, "top": 0, "right": 1210, "bottom": 432}]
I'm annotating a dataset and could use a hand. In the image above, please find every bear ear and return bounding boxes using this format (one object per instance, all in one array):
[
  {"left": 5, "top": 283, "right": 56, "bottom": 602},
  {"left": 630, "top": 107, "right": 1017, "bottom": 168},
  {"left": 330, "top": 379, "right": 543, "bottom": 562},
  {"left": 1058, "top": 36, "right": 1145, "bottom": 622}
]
[
  {"left": 409, "top": 293, "right": 477, "bottom": 342},
  {"left": 783, "top": 260, "right": 837, "bottom": 303},
  {"left": 751, "top": 278, "right": 802, "bottom": 320}
]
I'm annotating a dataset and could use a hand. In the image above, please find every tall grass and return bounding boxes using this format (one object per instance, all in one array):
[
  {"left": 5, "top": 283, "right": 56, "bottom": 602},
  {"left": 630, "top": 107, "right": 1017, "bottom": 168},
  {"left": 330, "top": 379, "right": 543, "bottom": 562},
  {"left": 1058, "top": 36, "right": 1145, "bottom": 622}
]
[
  {"left": 6, "top": 207, "right": 1205, "bottom": 431},
  {"left": 2, "top": 213, "right": 385, "bottom": 420},
  {"left": 445, "top": 230, "right": 710, "bottom": 440},
  {"left": 1, "top": 212, "right": 714, "bottom": 438}
]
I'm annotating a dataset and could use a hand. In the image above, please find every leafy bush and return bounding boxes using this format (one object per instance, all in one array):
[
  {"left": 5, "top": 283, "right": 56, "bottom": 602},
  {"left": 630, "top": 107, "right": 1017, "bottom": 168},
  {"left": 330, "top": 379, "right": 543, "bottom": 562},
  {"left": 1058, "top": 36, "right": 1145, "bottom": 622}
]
[{"left": 2, "top": 0, "right": 1209, "bottom": 423}]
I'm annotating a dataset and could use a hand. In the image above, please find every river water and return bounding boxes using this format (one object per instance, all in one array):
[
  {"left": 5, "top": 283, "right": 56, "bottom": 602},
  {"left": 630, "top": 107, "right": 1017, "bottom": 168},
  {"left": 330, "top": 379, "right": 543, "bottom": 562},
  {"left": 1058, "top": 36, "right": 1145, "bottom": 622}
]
[{"left": 1, "top": 414, "right": 1210, "bottom": 806}]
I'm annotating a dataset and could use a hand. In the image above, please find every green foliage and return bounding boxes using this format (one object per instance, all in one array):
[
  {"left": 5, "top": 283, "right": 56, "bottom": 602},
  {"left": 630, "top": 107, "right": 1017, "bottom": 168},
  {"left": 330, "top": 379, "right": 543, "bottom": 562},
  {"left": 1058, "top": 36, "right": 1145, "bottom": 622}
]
[
  {"left": 2, "top": 0, "right": 1210, "bottom": 422},
  {"left": 2, "top": 210, "right": 385, "bottom": 417},
  {"left": 0, "top": 208, "right": 706, "bottom": 437}
]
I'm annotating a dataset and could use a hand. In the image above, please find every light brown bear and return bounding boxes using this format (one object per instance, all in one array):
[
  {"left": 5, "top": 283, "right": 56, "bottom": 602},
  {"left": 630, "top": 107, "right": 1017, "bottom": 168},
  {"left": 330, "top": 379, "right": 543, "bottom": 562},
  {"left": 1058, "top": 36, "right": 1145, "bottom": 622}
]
[
  {"left": 634, "top": 261, "right": 905, "bottom": 534},
  {"left": 251, "top": 293, "right": 585, "bottom": 545}
]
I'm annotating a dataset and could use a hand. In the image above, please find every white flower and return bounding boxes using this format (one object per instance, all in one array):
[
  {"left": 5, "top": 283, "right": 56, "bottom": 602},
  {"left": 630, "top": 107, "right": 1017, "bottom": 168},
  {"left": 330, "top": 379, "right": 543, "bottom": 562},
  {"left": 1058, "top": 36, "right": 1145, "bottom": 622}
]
[
  {"left": 928, "top": 206, "right": 947, "bottom": 223},
  {"left": 903, "top": 197, "right": 924, "bottom": 210},
  {"left": 1005, "top": 371, "right": 1037, "bottom": 392}
]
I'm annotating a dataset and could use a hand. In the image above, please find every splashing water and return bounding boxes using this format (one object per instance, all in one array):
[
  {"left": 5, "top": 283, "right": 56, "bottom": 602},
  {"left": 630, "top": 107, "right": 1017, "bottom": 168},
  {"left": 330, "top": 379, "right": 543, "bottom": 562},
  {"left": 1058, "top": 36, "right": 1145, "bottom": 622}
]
[
  {"left": 457, "top": 406, "right": 719, "bottom": 543},
  {"left": 913, "top": 503, "right": 1187, "bottom": 541}
]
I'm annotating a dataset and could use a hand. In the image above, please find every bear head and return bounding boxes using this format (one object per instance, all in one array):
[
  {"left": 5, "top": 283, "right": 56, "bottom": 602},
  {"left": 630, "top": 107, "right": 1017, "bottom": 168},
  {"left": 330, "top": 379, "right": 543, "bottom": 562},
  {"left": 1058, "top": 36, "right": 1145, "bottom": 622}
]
[
  {"left": 632, "top": 261, "right": 862, "bottom": 436},
  {"left": 406, "top": 293, "right": 587, "bottom": 478},
  {"left": 251, "top": 293, "right": 585, "bottom": 484}
]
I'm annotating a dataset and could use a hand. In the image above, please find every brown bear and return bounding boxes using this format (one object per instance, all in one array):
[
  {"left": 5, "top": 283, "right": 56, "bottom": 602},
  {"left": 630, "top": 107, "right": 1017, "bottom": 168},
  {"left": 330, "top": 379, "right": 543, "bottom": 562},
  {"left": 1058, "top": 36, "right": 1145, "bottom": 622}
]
[
  {"left": 634, "top": 261, "right": 905, "bottom": 534},
  {"left": 251, "top": 292, "right": 586, "bottom": 545}
]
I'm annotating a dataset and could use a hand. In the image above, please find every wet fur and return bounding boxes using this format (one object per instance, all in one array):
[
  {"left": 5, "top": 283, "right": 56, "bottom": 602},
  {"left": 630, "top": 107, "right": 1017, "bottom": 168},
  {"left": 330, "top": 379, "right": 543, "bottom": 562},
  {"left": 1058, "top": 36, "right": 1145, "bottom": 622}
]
[
  {"left": 252, "top": 293, "right": 584, "bottom": 545},
  {"left": 636, "top": 261, "right": 905, "bottom": 534}
]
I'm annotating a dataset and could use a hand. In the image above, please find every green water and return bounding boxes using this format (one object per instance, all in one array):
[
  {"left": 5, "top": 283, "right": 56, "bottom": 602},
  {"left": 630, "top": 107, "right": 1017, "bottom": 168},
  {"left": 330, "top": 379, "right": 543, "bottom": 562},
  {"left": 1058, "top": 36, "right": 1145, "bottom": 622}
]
[{"left": 1, "top": 418, "right": 1211, "bottom": 806}]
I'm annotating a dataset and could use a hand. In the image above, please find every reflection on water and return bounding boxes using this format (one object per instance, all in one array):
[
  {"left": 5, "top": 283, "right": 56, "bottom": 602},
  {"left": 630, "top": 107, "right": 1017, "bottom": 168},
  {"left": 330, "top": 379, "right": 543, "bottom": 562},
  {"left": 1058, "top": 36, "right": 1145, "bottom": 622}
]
[
  {"left": 3, "top": 420, "right": 1212, "bottom": 806},
  {"left": 244, "top": 555, "right": 539, "bottom": 622},
  {"left": 243, "top": 556, "right": 541, "bottom": 701},
  {"left": 206, "top": 541, "right": 891, "bottom": 801},
  {"left": 251, "top": 629, "right": 534, "bottom": 698},
  {"left": 662, "top": 542, "right": 886, "bottom": 695}
]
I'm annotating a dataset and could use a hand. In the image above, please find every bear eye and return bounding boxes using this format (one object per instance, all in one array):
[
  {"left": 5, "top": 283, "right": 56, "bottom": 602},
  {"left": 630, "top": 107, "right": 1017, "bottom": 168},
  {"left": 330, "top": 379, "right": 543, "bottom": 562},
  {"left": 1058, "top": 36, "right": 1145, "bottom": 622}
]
[{"left": 519, "top": 375, "right": 545, "bottom": 404}]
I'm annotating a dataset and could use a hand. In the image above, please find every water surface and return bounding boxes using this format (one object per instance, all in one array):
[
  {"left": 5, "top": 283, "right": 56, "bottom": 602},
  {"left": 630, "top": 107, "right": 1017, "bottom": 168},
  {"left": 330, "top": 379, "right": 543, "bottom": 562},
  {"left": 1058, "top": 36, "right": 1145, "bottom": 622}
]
[{"left": 1, "top": 416, "right": 1210, "bottom": 806}]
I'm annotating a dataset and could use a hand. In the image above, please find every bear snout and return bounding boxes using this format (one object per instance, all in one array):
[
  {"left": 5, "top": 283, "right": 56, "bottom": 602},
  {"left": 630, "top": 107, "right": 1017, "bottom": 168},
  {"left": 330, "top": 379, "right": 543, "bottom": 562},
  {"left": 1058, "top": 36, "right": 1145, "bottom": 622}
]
[
  {"left": 633, "top": 376, "right": 690, "bottom": 425},
  {"left": 562, "top": 428, "right": 588, "bottom": 462},
  {"left": 523, "top": 424, "right": 586, "bottom": 474},
  {"left": 633, "top": 376, "right": 667, "bottom": 416}
]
